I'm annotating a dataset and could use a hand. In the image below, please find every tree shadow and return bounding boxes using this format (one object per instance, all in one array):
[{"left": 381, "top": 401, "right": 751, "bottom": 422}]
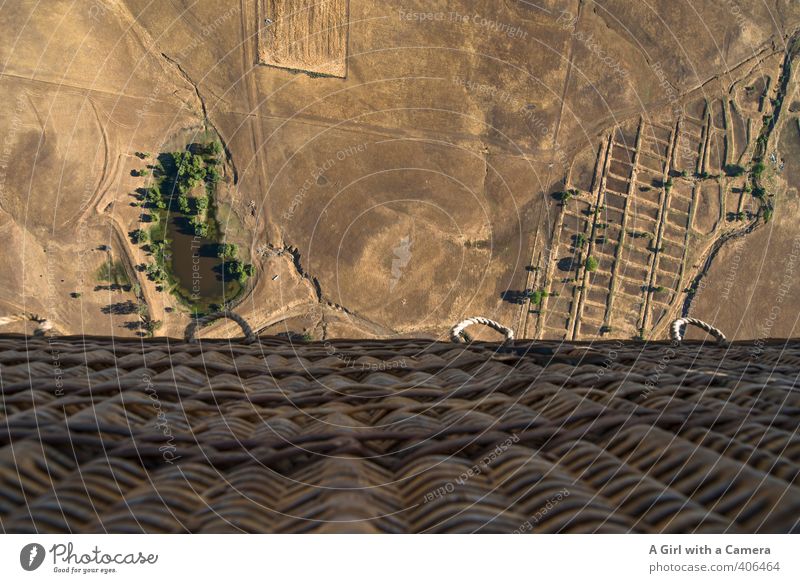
[
  {"left": 500, "top": 290, "right": 529, "bottom": 305},
  {"left": 94, "top": 284, "right": 132, "bottom": 293},
  {"left": 557, "top": 257, "right": 576, "bottom": 272},
  {"left": 101, "top": 300, "right": 138, "bottom": 315}
]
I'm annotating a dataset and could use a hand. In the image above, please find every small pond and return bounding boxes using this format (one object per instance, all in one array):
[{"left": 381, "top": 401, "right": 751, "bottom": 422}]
[{"left": 166, "top": 213, "right": 235, "bottom": 304}]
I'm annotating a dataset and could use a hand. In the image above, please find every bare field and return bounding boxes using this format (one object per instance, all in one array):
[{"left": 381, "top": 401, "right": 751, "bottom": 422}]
[{"left": 258, "top": 0, "right": 348, "bottom": 77}]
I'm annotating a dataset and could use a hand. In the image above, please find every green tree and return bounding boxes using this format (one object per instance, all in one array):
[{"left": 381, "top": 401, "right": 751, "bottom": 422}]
[
  {"left": 557, "top": 190, "right": 573, "bottom": 204},
  {"left": 190, "top": 216, "right": 208, "bottom": 237},
  {"left": 178, "top": 194, "right": 191, "bottom": 214},
  {"left": 585, "top": 256, "right": 599, "bottom": 272},
  {"left": 144, "top": 186, "right": 165, "bottom": 209},
  {"left": 217, "top": 243, "right": 239, "bottom": 260},
  {"left": 206, "top": 166, "right": 221, "bottom": 184},
  {"left": 131, "top": 229, "right": 148, "bottom": 244},
  {"left": 529, "top": 289, "right": 549, "bottom": 306},
  {"left": 145, "top": 262, "right": 165, "bottom": 282}
]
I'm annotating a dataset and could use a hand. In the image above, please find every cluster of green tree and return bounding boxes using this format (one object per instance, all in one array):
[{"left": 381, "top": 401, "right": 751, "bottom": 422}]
[
  {"left": 555, "top": 188, "right": 581, "bottom": 204},
  {"left": 748, "top": 160, "right": 775, "bottom": 223},
  {"left": 529, "top": 289, "right": 548, "bottom": 306},
  {"left": 143, "top": 239, "right": 171, "bottom": 286},
  {"left": 192, "top": 141, "right": 223, "bottom": 157},
  {"left": 145, "top": 262, "right": 167, "bottom": 283},
  {"left": 170, "top": 147, "right": 222, "bottom": 236},
  {"left": 173, "top": 148, "right": 221, "bottom": 193},
  {"left": 144, "top": 185, "right": 166, "bottom": 209},
  {"left": 223, "top": 259, "right": 256, "bottom": 284},
  {"left": 131, "top": 142, "right": 254, "bottom": 301},
  {"left": 173, "top": 151, "right": 209, "bottom": 191},
  {"left": 189, "top": 215, "right": 209, "bottom": 237},
  {"left": 130, "top": 229, "right": 148, "bottom": 244},
  {"left": 217, "top": 243, "right": 239, "bottom": 260},
  {"left": 217, "top": 243, "right": 255, "bottom": 284},
  {"left": 142, "top": 315, "right": 162, "bottom": 337}
]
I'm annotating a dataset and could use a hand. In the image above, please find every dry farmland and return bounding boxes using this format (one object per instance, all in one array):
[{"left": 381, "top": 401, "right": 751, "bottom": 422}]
[
  {"left": 258, "top": 0, "right": 349, "bottom": 77},
  {"left": 1, "top": 0, "right": 800, "bottom": 342}
]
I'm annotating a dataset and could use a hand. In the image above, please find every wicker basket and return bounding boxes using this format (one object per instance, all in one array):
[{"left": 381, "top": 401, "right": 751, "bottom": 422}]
[{"left": 1, "top": 334, "right": 798, "bottom": 533}]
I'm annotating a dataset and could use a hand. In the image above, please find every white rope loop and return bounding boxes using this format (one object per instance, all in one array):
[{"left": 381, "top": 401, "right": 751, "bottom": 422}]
[
  {"left": 450, "top": 317, "right": 514, "bottom": 344},
  {"left": 185, "top": 310, "right": 256, "bottom": 344},
  {"left": 670, "top": 318, "right": 728, "bottom": 346}
]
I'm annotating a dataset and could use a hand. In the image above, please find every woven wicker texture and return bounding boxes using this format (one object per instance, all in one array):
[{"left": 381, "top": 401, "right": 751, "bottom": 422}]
[{"left": 1, "top": 334, "right": 799, "bottom": 533}]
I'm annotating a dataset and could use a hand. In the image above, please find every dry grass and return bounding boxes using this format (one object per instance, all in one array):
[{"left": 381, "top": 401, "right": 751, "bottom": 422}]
[{"left": 258, "top": 0, "right": 348, "bottom": 77}]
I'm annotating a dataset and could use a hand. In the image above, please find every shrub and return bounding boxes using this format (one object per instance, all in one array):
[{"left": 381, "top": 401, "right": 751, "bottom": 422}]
[
  {"left": 751, "top": 161, "right": 766, "bottom": 178},
  {"left": 557, "top": 190, "right": 572, "bottom": 204},
  {"left": 174, "top": 151, "right": 205, "bottom": 178},
  {"left": 217, "top": 243, "right": 239, "bottom": 260},
  {"left": 206, "top": 166, "right": 221, "bottom": 184},
  {"left": 585, "top": 257, "right": 599, "bottom": 272},
  {"left": 529, "top": 289, "right": 549, "bottom": 306},
  {"left": 131, "top": 229, "right": 148, "bottom": 244},
  {"left": 144, "top": 186, "right": 164, "bottom": 209},
  {"left": 97, "top": 260, "right": 130, "bottom": 287},
  {"left": 145, "top": 262, "right": 165, "bottom": 282},
  {"left": 190, "top": 216, "right": 209, "bottom": 237},
  {"left": 224, "top": 259, "right": 255, "bottom": 283},
  {"left": 763, "top": 205, "right": 774, "bottom": 223},
  {"left": 144, "top": 318, "right": 162, "bottom": 337}
]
